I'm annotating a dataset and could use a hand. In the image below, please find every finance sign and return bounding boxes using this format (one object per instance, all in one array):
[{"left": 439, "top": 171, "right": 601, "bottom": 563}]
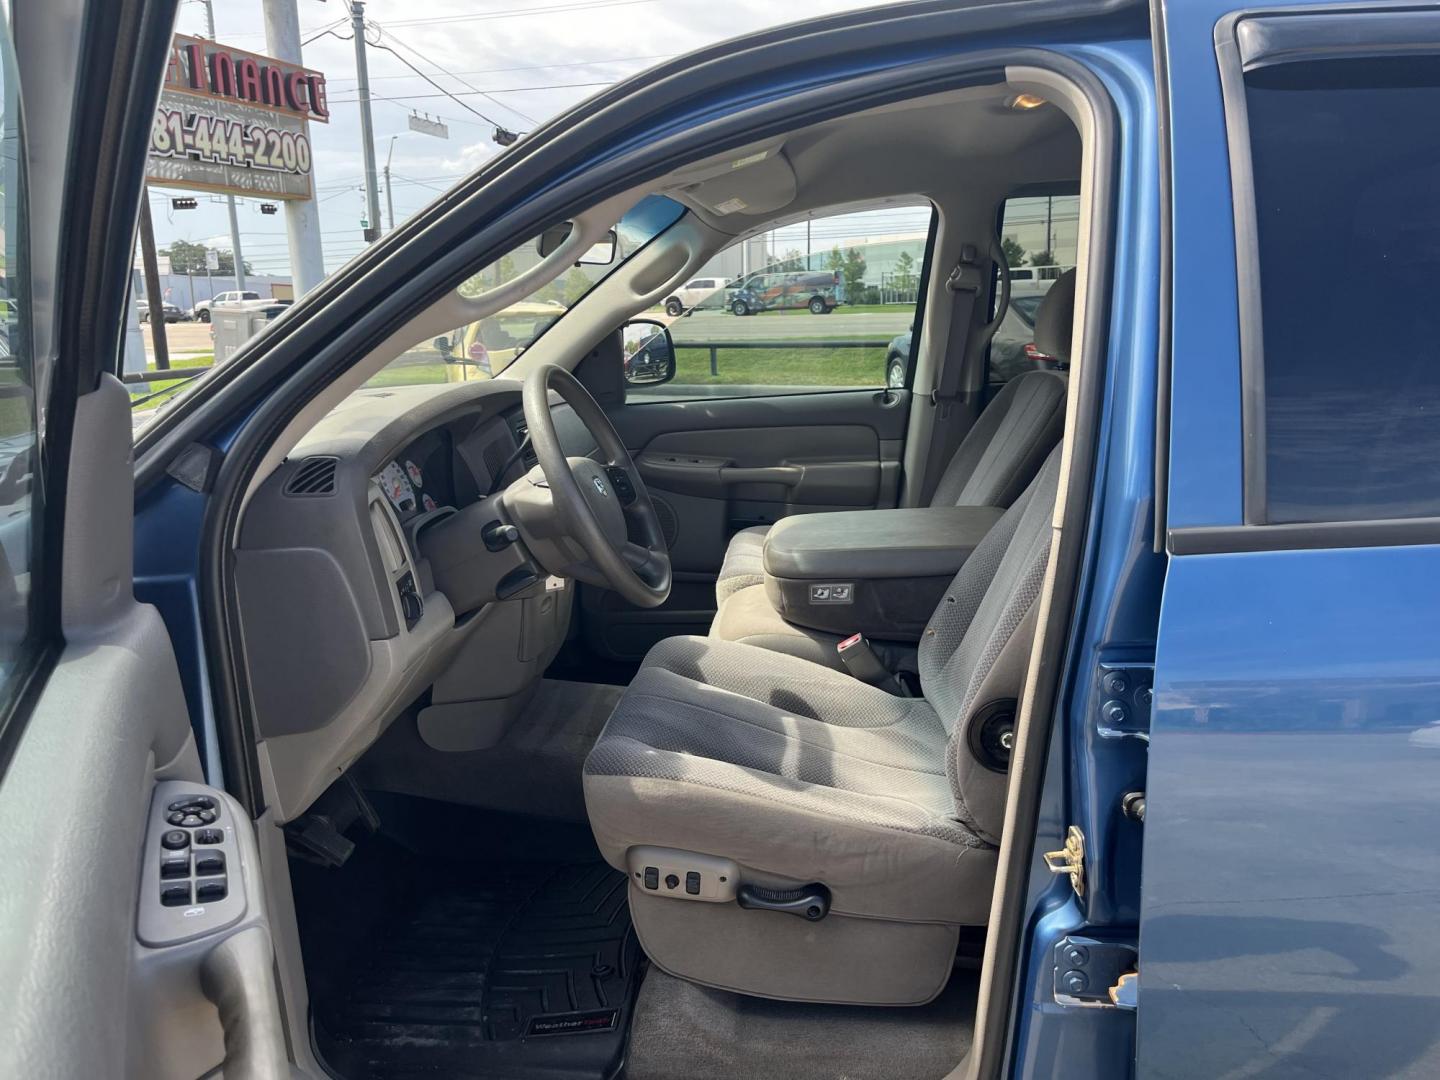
[{"left": 147, "top": 35, "right": 329, "bottom": 201}]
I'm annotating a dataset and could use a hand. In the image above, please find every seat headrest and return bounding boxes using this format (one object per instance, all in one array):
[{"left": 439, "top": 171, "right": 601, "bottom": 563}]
[{"left": 1032, "top": 268, "right": 1077, "bottom": 362}]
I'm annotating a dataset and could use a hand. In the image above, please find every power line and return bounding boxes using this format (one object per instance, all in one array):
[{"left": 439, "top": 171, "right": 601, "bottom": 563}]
[
  {"left": 361, "top": 33, "right": 505, "bottom": 128},
  {"left": 382, "top": 0, "right": 659, "bottom": 30},
  {"left": 324, "top": 52, "right": 674, "bottom": 86},
  {"left": 371, "top": 23, "right": 536, "bottom": 125},
  {"left": 328, "top": 80, "right": 612, "bottom": 105}
]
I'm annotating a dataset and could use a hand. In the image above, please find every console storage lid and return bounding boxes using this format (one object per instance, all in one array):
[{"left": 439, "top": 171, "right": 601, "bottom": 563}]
[{"left": 760, "top": 506, "right": 1006, "bottom": 640}]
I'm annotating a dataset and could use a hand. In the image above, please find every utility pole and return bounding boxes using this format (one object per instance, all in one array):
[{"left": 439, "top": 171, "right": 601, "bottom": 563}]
[
  {"left": 351, "top": 1, "right": 383, "bottom": 242},
  {"left": 384, "top": 135, "right": 398, "bottom": 231},
  {"left": 200, "top": 0, "right": 247, "bottom": 291},
  {"left": 263, "top": 0, "right": 326, "bottom": 295},
  {"left": 138, "top": 189, "right": 170, "bottom": 371}
]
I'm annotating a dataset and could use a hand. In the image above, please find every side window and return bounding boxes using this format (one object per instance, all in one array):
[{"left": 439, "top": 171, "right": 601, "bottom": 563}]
[
  {"left": 1242, "top": 56, "right": 1440, "bottom": 523},
  {"left": 0, "top": 26, "right": 41, "bottom": 693},
  {"left": 641, "top": 204, "right": 934, "bottom": 400},
  {"left": 992, "top": 195, "right": 1079, "bottom": 392}
]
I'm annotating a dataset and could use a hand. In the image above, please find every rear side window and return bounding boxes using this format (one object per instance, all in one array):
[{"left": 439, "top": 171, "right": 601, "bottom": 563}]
[{"left": 1245, "top": 57, "right": 1440, "bottom": 523}]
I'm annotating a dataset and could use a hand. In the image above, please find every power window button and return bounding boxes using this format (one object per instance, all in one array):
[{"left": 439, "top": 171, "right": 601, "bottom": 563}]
[
  {"left": 685, "top": 871, "right": 701, "bottom": 895},
  {"left": 194, "top": 851, "right": 226, "bottom": 876},
  {"left": 160, "top": 853, "right": 190, "bottom": 880},
  {"left": 160, "top": 883, "right": 192, "bottom": 907},
  {"left": 643, "top": 866, "right": 659, "bottom": 890}
]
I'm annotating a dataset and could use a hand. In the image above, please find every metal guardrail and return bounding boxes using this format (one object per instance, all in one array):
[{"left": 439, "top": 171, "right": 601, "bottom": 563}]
[
  {"left": 123, "top": 366, "right": 213, "bottom": 386},
  {"left": 682, "top": 338, "right": 889, "bottom": 376}
]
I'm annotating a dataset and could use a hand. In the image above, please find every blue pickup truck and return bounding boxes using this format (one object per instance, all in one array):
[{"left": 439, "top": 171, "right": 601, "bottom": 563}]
[{"left": 2, "top": 2, "right": 1438, "bottom": 1079}]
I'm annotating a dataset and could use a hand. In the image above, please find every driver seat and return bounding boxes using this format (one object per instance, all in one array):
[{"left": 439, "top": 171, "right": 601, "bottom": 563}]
[{"left": 583, "top": 447, "right": 1061, "bottom": 1005}]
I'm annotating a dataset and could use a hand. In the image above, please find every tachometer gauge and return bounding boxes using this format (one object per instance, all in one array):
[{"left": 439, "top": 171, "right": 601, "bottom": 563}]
[{"left": 379, "top": 461, "right": 415, "bottom": 512}]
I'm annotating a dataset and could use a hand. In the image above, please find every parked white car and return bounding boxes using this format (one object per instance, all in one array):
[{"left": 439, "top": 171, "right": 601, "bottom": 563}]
[
  {"left": 662, "top": 275, "right": 729, "bottom": 316},
  {"left": 191, "top": 289, "right": 259, "bottom": 323}
]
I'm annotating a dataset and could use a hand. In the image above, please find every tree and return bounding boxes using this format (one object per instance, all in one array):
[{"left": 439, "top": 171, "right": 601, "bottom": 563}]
[
  {"left": 892, "top": 250, "right": 917, "bottom": 295},
  {"left": 774, "top": 248, "right": 806, "bottom": 272},
  {"left": 495, "top": 254, "right": 517, "bottom": 285},
  {"left": 1029, "top": 249, "right": 1056, "bottom": 269},
  {"left": 1001, "top": 235, "right": 1027, "bottom": 268},
  {"left": 561, "top": 267, "right": 593, "bottom": 306},
  {"left": 827, "top": 244, "right": 845, "bottom": 272},
  {"left": 163, "top": 239, "right": 252, "bottom": 276},
  {"left": 841, "top": 247, "right": 867, "bottom": 299}
]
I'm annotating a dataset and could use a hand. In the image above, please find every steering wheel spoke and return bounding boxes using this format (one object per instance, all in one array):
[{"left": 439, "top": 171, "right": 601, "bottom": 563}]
[{"left": 520, "top": 364, "right": 671, "bottom": 608}]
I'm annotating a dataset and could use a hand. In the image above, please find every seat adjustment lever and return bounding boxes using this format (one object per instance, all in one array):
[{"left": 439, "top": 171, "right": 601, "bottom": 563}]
[{"left": 737, "top": 883, "right": 831, "bottom": 921}]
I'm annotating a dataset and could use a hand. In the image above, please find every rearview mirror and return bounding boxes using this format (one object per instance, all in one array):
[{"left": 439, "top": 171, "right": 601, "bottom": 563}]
[
  {"left": 537, "top": 223, "right": 618, "bottom": 265},
  {"left": 622, "top": 319, "right": 676, "bottom": 387}
]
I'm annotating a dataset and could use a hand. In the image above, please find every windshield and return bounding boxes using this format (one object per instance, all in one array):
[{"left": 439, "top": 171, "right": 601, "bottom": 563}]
[
  {"left": 128, "top": 195, "right": 683, "bottom": 420},
  {"left": 367, "top": 195, "right": 684, "bottom": 392}
]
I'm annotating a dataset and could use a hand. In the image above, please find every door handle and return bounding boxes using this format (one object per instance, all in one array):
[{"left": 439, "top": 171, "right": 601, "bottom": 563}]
[{"left": 719, "top": 465, "right": 802, "bottom": 486}]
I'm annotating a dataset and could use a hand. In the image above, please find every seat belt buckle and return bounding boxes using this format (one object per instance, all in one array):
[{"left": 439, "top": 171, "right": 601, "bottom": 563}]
[{"left": 837, "top": 633, "right": 904, "bottom": 694}]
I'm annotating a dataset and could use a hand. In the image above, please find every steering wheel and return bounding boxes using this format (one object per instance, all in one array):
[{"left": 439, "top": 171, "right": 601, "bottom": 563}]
[{"left": 520, "top": 364, "right": 671, "bottom": 608}]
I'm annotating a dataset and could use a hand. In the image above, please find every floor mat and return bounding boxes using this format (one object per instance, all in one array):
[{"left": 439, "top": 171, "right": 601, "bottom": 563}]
[
  {"left": 626, "top": 967, "right": 978, "bottom": 1080},
  {"left": 298, "top": 833, "right": 641, "bottom": 1080}
]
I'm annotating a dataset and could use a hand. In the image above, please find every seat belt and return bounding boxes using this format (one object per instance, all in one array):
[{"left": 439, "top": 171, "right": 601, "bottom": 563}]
[{"left": 921, "top": 243, "right": 985, "bottom": 502}]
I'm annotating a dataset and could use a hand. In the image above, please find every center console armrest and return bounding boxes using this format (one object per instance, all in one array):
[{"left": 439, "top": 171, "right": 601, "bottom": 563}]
[{"left": 760, "top": 506, "right": 1006, "bottom": 639}]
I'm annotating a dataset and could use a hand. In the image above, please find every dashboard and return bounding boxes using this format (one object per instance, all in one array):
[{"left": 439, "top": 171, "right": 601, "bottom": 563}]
[{"left": 232, "top": 379, "right": 593, "bottom": 822}]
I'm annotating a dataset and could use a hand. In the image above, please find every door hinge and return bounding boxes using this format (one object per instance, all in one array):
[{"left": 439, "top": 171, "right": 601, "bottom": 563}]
[
  {"left": 1043, "top": 825, "right": 1086, "bottom": 897},
  {"left": 1053, "top": 935, "right": 1138, "bottom": 1009}
]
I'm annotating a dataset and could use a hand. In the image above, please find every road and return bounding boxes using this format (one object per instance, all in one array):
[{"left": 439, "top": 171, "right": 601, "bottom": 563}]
[
  {"left": 141, "top": 320, "right": 212, "bottom": 360},
  {"left": 661, "top": 307, "right": 913, "bottom": 343}
]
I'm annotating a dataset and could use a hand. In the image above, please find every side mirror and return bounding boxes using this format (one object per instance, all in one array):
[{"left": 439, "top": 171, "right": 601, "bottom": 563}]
[
  {"left": 432, "top": 335, "right": 451, "bottom": 352},
  {"left": 622, "top": 319, "right": 676, "bottom": 387},
  {"left": 537, "top": 223, "right": 618, "bottom": 265}
]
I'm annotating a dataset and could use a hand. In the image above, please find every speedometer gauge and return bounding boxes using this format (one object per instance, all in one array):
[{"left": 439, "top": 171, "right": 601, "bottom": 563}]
[{"left": 379, "top": 461, "right": 415, "bottom": 513}]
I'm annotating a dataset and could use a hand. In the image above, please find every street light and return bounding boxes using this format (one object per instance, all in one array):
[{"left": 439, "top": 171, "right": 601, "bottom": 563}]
[{"left": 384, "top": 134, "right": 401, "bottom": 232}]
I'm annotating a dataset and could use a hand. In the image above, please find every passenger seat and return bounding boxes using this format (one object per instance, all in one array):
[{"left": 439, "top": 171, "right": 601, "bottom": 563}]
[{"left": 713, "top": 269, "right": 1074, "bottom": 606}]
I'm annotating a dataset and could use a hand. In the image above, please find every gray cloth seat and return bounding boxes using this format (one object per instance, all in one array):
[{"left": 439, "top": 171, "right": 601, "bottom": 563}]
[
  {"left": 584, "top": 448, "right": 1062, "bottom": 1005},
  {"left": 712, "top": 270, "right": 1074, "bottom": 608}
]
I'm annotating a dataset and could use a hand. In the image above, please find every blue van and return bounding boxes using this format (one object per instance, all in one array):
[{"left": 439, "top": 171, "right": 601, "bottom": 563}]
[{"left": 4, "top": 2, "right": 1439, "bottom": 1079}]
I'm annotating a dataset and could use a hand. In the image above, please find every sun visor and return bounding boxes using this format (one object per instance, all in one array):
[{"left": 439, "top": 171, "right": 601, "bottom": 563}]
[{"left": 673, "top": 145, "right": 797, "bottom": 218}]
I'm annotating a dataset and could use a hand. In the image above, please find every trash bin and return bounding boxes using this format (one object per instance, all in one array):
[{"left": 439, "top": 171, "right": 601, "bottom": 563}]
[{"left": 211, "top": 305, "right": 272, "bottom": 363}]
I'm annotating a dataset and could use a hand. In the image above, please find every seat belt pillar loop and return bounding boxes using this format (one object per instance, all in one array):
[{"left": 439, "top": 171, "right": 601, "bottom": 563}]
[{"left": 932, "top": 243, "right": 984, "bottom": 419}]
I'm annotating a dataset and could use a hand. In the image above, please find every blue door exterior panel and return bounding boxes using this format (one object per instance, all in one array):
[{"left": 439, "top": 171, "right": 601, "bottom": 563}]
[{"left": 1139, "top": 545, "right": 1440, "bottom": 1078}]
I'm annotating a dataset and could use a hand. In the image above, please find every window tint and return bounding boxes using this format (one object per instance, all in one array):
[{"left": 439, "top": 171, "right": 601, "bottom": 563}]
[
  {"left": 1246, "top": 57, "right": 1440, "bottom": 523},
  {"left": 638, "top": 204, "right": 934, "bottom": 401},
  {"left": 992, "top": 196, "right": 1078, "bottom": 391},
  {"left": 0, "top": 23, "right": 42, "bottom": 693}
]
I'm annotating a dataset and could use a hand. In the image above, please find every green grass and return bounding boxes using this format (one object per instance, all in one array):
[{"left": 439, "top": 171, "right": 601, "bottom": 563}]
[
  {"left": 365, "top": 361, "right": 450, "bottom": 387},
  {"left": 673, "top": 346, "right": 885, "bottom": 386},
  {"left": 0, "top": 367, "right": 30, "bottom": 435},
  {"left": 125, "top": 354, "right": 217, "bottom": 409}
]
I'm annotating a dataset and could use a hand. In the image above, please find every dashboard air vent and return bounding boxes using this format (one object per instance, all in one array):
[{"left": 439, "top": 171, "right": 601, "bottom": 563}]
[{"left": 283, "top": 456, "right": 338, "bottom": 497}]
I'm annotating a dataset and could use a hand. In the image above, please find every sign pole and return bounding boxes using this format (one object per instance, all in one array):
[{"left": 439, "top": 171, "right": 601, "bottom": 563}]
[
  {"left": 351, "top": 1, "right": 383, "bottom": 243},
  {"left": 263, "top": 0, "right": 326, "bottom": 294},
  {"left": 138, "top": 189, "right": 170, "bottom": 371},
  {"left": 200, "top": 0, "right": 248, "bottom": 292}
]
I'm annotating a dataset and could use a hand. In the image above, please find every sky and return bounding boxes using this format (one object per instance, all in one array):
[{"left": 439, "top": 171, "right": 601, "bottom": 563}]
[{"left": 152, "top": 0, "right": 887, "bottom": 281}]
